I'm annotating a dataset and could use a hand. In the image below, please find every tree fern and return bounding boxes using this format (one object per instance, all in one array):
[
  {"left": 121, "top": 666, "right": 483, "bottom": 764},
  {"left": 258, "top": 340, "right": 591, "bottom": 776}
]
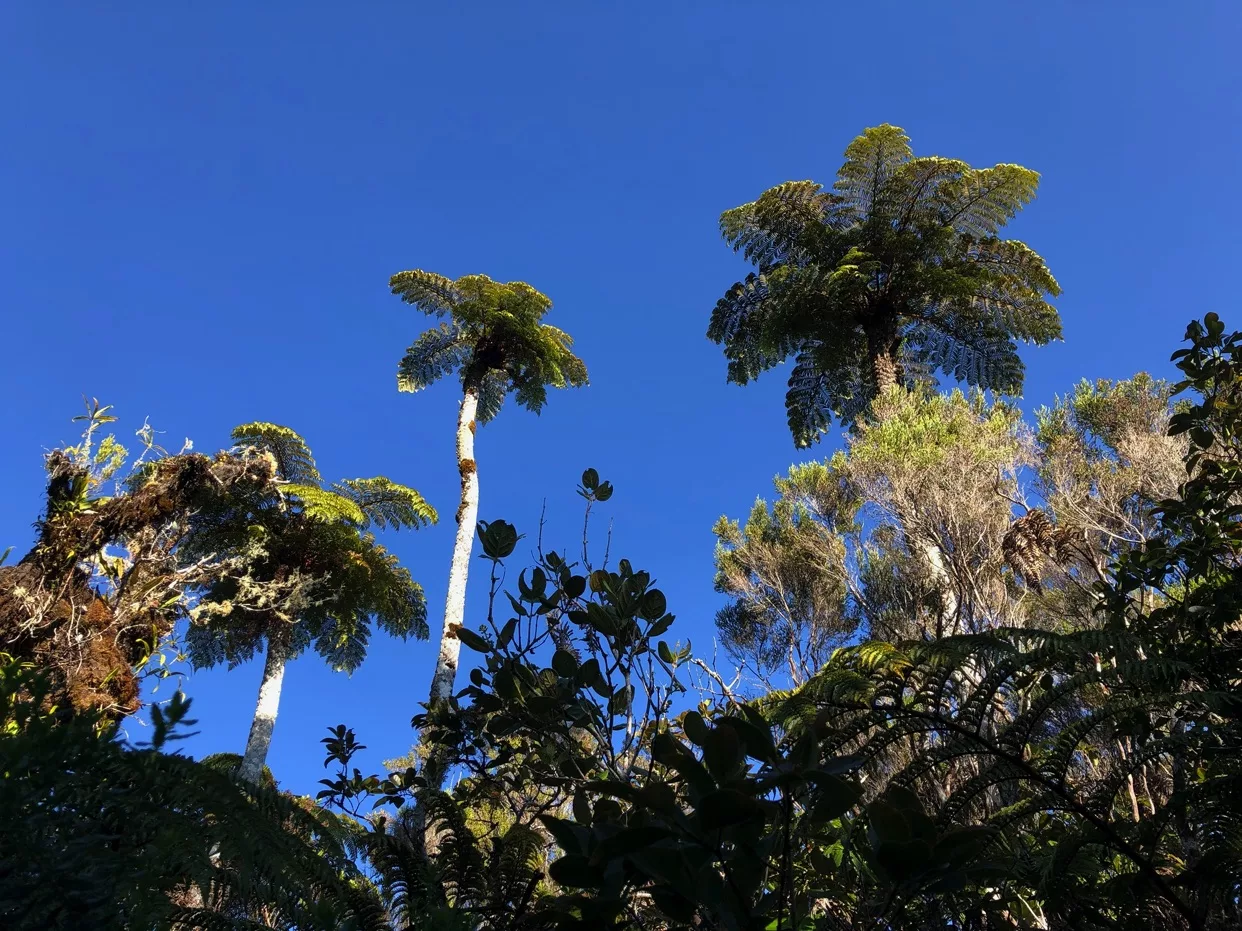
[
  {"left": 387, "top": 268, "right": 587, "bottom": 795},
  {"left": 389, "top": 271, "right": 587, "bottom": 408},
  {"left": 709, "top": 123, "right": 1062, "bottom": 444}
]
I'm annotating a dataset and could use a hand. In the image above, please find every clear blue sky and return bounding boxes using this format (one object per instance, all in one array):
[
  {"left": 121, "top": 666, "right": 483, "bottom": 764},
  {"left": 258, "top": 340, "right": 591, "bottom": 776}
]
[{"left": 2, "top": 3, "right": 1238, "bottom": 792}]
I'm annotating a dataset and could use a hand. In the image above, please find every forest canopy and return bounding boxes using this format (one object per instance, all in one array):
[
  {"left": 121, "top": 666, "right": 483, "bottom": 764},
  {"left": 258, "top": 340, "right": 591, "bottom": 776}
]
[{"left": 2, "top": 124, "right": 1239, "bottom": 931}]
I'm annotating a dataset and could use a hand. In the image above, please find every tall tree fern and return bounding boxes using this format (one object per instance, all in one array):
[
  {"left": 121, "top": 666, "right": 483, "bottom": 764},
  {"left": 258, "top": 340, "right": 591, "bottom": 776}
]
[
  {"left": 709, "top": 123, "right": 1062, "bottom": 446},
  {"left": 183, "top": 422, "right": 436, "bottom": 784},
  {"left": 388, "top": 270, "right": 587, "bottom": 787}
]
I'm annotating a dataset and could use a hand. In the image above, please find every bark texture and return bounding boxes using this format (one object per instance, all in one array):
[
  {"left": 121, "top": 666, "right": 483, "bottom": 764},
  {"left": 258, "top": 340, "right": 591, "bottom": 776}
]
[
  {"left": 238, "top": 630, "right": 289, "bottom": 784},
  {"left": 429, "top": 388, "right": 480, "bottom": 711}
]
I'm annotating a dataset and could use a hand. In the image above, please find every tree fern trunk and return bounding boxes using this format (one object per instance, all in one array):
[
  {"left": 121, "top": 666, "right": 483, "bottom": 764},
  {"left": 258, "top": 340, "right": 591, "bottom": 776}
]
[
  {"left": 916, "top": 534, "right": 961, "bottom": 636},
  {"left": 424, "top": 387, "right": 480, "bottom": 787},
  {"left": 238, "top": 629, "right": 289, "bottom": 784},
  {"left": 868, "top": 379, "right": 962, "bottom": 634},
  {"left": 866, "top": 325, "right": 900, "bottom": 395}
]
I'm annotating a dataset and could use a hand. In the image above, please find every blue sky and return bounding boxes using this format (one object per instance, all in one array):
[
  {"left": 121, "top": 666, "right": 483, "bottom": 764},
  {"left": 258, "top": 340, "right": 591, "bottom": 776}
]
[{"left": 2, "top": 3, "right": 1238, "bottom": 792}]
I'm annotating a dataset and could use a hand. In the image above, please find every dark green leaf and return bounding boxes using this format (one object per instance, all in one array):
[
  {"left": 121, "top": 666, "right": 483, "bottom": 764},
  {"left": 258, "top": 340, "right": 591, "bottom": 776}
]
[
  {"left": 640, "top": 589, "right": 667, "bottom": 621},
  {"left": 478, "top": 519, "right": 520, "bottom": 559},
  {"left": 552, "top": 649, "right": 580, "bottom": 677},
  {"left": 808, "top": 775, "right": 861, "bottom": 823},
  {"left": 648, "top": 615, "right": 675, "bottom": 637},
  {"left": 456, "top": 627, "right": 490, "bottom": 653},
  {"left": 701, "top": 723, "right": 743, "bottom": 779},
  {"left": 649, "top": 886, "right": 697, "bottom": 922},
  {"left": 682, "top": 710, "right": 710, "bottom": 747},
  {"left": 591, "top": 826, "right": 673, "bottom": 864},
  {"left": 496, "top": 618, "right": 518, "bottom": 650},
  {"left": 564, "top": 575, "right": 587, "bottom": 599},
  {"left": 696, "top": 789, "right": 766, "bottom": 830},
  {"left": 549, "top": 854, "right": 603, "bottom": 889},
  {"left": 572, "top": 789, "right": 593, "bottom": 826}
]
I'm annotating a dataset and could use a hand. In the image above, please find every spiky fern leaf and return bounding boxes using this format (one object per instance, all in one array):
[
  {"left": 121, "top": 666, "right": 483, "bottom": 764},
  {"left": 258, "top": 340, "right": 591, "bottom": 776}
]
[
  {"left": 475, "top": 370, "right": 509, "bottom": 424},
  {"left": 333, "top": 477, "right": 438, "bottom": 531},
  {"left": 423, "top": 790, "right": 487, "bottom": 907},
  {"left": 182, "top": 429, "right": 430, "bottom": 680},
  {"left": 282, "top": 483, "right": 367, "bottom": 525},
  {"left": 390, "top": 270, "right": 463, "bottom": 316},
  {"left": 232, "top": 422, "right": 320, "bottom": 484},
  {"left": 833, "top": 123, "right": 914, "bottom": 219},
  {"left": 399, "top": 322, "right": 472, "bottom": 393}
]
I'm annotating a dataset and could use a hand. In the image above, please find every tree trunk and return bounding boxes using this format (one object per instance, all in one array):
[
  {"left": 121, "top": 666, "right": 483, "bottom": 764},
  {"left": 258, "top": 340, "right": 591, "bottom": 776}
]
[
  {"left": 865, "top": 320, "right": 900, "bottom": 395},
  {"left": 238, "top": 628, "right": 289, "bottom": 784},
  {"left": 864, "top": 351, "right": 960, "bottom": 635},
  {"left": 915, "top": 534, "right": 961, "bottom": 636},
  {"left": 423, "top": 387, "right": 480, "bottom": 787}
]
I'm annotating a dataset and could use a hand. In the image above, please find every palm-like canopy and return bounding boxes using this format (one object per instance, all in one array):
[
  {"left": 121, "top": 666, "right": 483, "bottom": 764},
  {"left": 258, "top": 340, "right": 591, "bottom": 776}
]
[
  {"left": 390, "top": 271, "right": 588, "bottom": 421},
  {"left": 183, "top": 422, "right": 436, "bottom": 673},
  {"left": 709, "top": 123, "right": 1062, "bottom": 446}
]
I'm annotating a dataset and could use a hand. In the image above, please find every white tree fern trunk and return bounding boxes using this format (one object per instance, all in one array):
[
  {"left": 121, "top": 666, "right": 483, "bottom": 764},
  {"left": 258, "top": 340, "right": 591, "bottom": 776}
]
[
  {"left": 238, "top": 631, "right": 289, "bottom": 784},
  {"left": 429, "top": 387, "right": 480, "bottom": 710},
  {"left": 916, "top": 535, "right": 961, "bottom": 636}
]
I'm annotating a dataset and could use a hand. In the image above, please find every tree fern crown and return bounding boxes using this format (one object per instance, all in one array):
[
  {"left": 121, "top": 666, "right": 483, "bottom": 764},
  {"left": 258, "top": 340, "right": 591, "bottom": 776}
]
[
  {"left": 709, "top": 123, "right": 1062, "bottom": 446},
  {"left": 185, "top": 423, "right": 436, "bottom": 674},
  {"left": 389, "top": 270, "right": 588, "bottom": 424}
]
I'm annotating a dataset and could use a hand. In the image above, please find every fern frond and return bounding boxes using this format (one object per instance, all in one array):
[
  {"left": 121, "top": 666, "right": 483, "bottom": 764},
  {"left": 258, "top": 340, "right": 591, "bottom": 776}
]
[
  {"left": 399, "top": 322, "right": 471, "bottom": 393},
  {"left": 312, "top": 614, "right": 371, "bottom": 673},
  {"left": 333, "top": 477, "right": 438, "bottom": 531},
  {"left": 833, "top": 123, "right": 913, "bottom": 221},
  {"left": 721, "top": 180, "right": 832, "bottom": 267},
  {"left": 423, "top": 790, "right": 487, "bottom": 905},
  {"left": 282, "top": 483, "right": 367, "bottom": 526},
  {"left": 231, "top": 422, "right": 320, "bottom": 484},
  {"left": 786, "top": 347, "right": 836, "bottom": 449},
  {"left": 475, "top": 370, "right": 509, "bottom": 425},
  {"left": 905, "top": 317, "right": 1026, "bottom": 395},
  {"left": 938, "top": 163, "right": 1041, "bottom": 238},
  {"left": 390, "top": 270, "right": 463, "bottom": 316}
]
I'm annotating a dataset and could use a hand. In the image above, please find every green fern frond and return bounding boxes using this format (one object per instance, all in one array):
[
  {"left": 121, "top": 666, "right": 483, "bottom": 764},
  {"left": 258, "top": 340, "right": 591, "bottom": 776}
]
[
  {"left": 475, "top": 370, "right": 509, "bottom": 424},
  {"left": 833, "top": 123, "right": 913, "bottom": 220},
  {"left": 388, "top": 270, "right": 587, "bottom": 421},
  {"left": 281, "top": 483, "right": 367, "bottom": 526},
  {"left": 333, "top": 477, "right": 438, "bottom": 530},
  {"left": 399, "top": 322, "right": 471, "bottom": 393},
  {"left": 938, "top": 163, "right": 1041, "bottom": 237},
  {"left": 390, "top": 270, "right": 462, "bottom": 316},
  {"left": 231, "top": 422, "right": 321, "bottom": 484}
]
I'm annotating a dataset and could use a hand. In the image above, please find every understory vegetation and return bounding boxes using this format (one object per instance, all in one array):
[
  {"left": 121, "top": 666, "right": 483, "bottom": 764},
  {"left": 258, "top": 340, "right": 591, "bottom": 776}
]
[{"left": 2, "top": 125, "right": 1239, "bottom": 931}]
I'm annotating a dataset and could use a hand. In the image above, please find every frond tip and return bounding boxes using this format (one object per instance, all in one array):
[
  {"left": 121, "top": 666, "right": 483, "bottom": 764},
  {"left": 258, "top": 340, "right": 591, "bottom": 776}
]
[
  {"left": 389, "top": 270, "right": 462, "bottom": 316},
  {"left": 332, "top": 477, "right": 439, "bottom": 530},
  {"left": 231, "top": 422, "right": 321, "bottom": 483},
  {"left": 282, "top": 483, "right": 367, "bottom": 525}
]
